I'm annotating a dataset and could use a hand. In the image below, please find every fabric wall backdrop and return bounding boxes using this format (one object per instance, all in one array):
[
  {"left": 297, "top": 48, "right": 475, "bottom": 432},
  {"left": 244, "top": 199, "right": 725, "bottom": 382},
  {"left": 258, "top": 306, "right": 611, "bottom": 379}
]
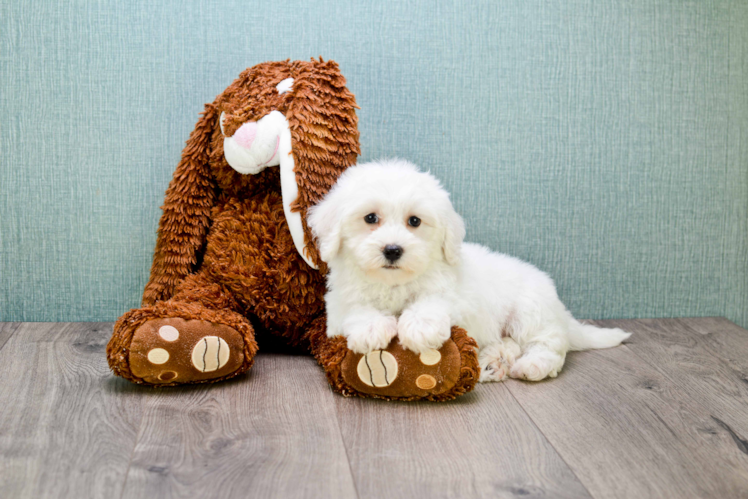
[{"left": 1, "top": 0, "right": 746, "bottom": 327}]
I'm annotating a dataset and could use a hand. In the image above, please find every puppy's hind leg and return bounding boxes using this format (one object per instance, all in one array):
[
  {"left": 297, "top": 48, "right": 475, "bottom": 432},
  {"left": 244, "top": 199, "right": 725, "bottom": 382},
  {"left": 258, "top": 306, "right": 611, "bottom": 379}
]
[
  {"left": 509, "top": 324, "right": 568, "bottom": 381},
  {"left": 478, "top": 337, "right": 521, "bottom": 382},
  {"left": 510, "top": 339, "right": 567, "bottom": 381}
]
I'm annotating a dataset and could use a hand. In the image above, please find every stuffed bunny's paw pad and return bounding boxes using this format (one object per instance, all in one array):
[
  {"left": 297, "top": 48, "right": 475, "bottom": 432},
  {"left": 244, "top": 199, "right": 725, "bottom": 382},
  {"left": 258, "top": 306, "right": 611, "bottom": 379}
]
[
  {"left": 129, "top": 319, "right": 245, "bottom": 385},
  {"left": 341, "top": 338, "right": 462, "bottom": 398}
]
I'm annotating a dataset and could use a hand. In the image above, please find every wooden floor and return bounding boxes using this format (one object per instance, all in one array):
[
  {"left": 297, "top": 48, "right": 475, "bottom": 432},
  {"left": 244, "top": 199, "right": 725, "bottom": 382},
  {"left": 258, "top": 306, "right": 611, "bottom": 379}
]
[{"left": 1, "top": 318, "right": 748, "bottom": 498}]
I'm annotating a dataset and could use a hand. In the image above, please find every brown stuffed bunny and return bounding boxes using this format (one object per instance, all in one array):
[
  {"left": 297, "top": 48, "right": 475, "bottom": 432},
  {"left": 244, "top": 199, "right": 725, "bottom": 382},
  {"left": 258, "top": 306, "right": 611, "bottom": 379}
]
[{"left": 107, "top": 58, "right": 479, "bottom": 400}]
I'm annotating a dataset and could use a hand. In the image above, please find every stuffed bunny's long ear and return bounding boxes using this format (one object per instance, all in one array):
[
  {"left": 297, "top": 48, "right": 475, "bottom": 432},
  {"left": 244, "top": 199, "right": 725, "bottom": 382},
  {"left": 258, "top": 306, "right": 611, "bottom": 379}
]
[
  {"left": 285, "top": 59, "right": 360, "bottom": 269},
  {"left": 142, "top": 104, "right": 218, "bottom": 306}
]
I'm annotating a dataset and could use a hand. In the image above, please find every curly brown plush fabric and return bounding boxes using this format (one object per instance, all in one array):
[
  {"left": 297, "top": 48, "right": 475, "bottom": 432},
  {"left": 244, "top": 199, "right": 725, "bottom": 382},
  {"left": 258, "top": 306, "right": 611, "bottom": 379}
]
[
  {"left": 106, "top": 59, "right": 479, "bottom": 400},
  {"left": 142, "top": 59, "right": 357, "bottom": 307}
]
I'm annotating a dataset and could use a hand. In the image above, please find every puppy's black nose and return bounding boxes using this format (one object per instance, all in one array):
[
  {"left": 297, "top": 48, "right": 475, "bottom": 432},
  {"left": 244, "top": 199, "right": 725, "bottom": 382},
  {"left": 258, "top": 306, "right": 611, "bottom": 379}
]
[{"left": 383, "top": 245, "right": 403, "bottom": 262}]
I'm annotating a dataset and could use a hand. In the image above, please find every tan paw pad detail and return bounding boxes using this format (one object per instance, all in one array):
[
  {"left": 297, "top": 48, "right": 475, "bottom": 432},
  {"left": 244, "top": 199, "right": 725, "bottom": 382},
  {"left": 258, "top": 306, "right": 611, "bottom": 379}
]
[
  {"left": 191, "top": 336, "right": 230, "bottom": 373},
  {"left": 147, "top": 348, "right": 170, "bottom": 365},
  {"left": 419, "top": 348, "right": 441, "bottom": 365},
  {"left": 158, "top": 325, "right": 179, "bottom": 341},
  {"left": 158, "top": 371, "right": 178, "bottom": 381},
  {"left": 416, "top": 374, "right": 437, "bottom": 390},
  {"left": 357, "top": 350, "right": 398, "bottom": 387}
]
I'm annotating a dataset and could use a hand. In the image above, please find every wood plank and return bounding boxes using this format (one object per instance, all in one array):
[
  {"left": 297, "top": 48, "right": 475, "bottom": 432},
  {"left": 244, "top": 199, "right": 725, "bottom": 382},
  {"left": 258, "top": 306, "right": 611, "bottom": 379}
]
[
  {"left": 669, "top": 317, "right": 748, "bottom": 371},
  {"left": 505, "top": 332, "right": 748, "bottom": 498},
  {"left": 122, "top": 353, "right": 357, "bottom": 499},
  {"left": 592, "top": 318, "right": 748, "bottom": 445},
  {"left": 0, "top": 323, "right": 21, "bottom": 352},
  {"left": 0, "top": 322, "right": 143, "bottom": 498},
  {"left": 335, "top": 383, "right": 591, "bottom": 498},
  {"left": 4, "top": 319, "right": 746, "bottom": 497}
]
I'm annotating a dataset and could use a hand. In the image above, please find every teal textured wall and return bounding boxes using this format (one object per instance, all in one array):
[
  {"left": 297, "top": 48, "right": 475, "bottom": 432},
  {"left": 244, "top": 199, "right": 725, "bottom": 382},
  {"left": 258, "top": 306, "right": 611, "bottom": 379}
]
[{"left": 1, "top": 0, "right": 746, "bottom": 326}]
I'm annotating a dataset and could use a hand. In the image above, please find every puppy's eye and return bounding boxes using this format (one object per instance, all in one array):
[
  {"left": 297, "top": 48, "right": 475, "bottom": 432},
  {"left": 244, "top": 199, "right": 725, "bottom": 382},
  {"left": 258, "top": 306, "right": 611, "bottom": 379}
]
[
  {"left": 408, "top": 216, "right": 421, "bottom": 228},
  {"left": 364, "top": 213, "right": 379, "bottom": 224}
]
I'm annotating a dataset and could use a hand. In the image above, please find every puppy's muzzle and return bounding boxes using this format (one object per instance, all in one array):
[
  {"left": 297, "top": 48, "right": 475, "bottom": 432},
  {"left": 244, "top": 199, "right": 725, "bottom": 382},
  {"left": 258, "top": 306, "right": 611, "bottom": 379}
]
[{"left": 383, "top": 245, "right": 404, "bottom": 262}]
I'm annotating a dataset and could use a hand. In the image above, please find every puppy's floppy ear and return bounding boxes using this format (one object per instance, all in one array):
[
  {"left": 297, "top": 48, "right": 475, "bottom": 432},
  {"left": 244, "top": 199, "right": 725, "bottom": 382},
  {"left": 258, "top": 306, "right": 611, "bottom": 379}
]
[
  {"left": 441, "top": 200, "right": 465, "bottom": 266},
  {"left": 307, "top": 190, "right": 345, "bottom": 263}
]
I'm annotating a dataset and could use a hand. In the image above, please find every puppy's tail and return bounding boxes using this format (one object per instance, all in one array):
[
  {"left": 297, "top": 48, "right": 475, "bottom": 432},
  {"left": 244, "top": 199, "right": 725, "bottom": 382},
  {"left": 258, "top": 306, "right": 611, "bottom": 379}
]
[{"left": 568, "top": 319, "right": 631, "bottom": 351}]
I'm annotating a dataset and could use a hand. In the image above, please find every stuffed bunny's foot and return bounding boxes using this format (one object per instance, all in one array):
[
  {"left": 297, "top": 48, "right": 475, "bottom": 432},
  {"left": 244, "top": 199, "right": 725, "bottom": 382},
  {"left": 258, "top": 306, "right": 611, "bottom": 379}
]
[
  {"left": 127, "top": 318, "right": 248, "bottom": 385},
  {"left": 310, "top": 318, "right": 480, "bottom": 401}
]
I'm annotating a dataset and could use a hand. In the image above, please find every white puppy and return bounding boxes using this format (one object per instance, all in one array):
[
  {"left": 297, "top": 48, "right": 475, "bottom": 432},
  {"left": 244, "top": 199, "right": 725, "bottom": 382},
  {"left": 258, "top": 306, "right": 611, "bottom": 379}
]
[{"left": 308, "top": 159, "right": 630, "bottom": 381}]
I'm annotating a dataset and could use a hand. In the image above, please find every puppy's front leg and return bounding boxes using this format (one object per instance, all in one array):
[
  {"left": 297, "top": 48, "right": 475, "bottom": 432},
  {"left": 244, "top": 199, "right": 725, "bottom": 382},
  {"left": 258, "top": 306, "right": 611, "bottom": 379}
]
[
  {"left": 341, "top": 307, "right": 398, "bottom": 354},
  {"left": 397, "top": 296, "right": 452, "bottom": 354}
]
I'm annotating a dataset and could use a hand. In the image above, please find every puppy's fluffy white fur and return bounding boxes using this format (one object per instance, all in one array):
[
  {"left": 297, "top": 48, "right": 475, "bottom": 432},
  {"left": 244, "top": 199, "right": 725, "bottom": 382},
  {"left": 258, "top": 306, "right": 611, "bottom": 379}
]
[{"left": 308, "top": 159, "right": 630, "bottom": 381}]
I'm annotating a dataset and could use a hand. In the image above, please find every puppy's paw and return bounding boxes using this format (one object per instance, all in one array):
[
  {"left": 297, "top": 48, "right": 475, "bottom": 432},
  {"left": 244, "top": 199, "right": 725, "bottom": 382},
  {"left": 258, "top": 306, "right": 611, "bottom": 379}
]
[
  {"left": 343, "top": 313, "right": 398, "bottom": 354},
  {"left": 397, "top": 309, "right": 451, "bottom": 354},
  {"left": 509, "top": 349, "right": 565, "bottom": 382},
  {"left": 478, "top": 339, "right": 521, "bottom": 382}
]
